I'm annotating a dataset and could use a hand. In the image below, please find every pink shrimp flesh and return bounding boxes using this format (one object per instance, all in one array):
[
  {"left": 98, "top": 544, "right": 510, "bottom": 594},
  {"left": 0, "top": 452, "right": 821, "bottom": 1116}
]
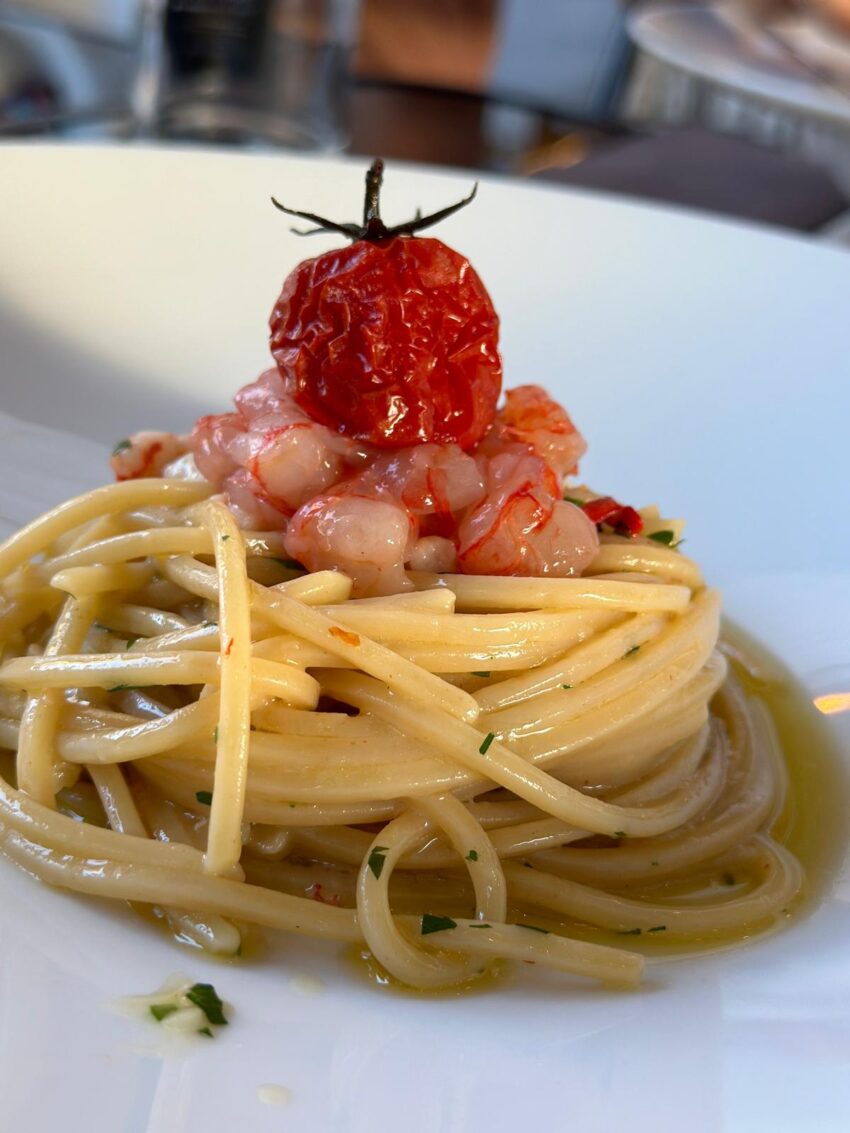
[
  {"left": 110, "top": 432, "right": 189, "bottom": 481},
  {"left": 493, "top": 384, "right": 587, "bottom": 481}
]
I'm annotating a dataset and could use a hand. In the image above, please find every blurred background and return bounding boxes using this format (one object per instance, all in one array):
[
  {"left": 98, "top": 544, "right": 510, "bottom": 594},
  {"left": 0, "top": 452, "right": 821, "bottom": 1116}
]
[{"left": 1, "top": 0, "right": 850, "bottom": 242}]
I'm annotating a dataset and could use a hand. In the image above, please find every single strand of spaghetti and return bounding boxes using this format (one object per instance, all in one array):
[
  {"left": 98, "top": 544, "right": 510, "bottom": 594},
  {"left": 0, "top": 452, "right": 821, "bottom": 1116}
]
[
  {"left": 319, "top": 665, "right": 722, "bottom": 838},
  {"left": 40, "top": 527, "right": 213, "bottom": 576},
  {"left": 183, "top": 500, "right": 252, "bottom": 876},
  {"left": 0, "top": 824, "right": 360, "bottom": 941},
  {"left": 0, "top": 652, "right": 318, "bottom": 706},
  {"left": 0, "top": 479, "right": 211, "bottom": 578},
  {"left": 413, "top": 792, "right": 507, "bottom": 921},
  {"left": 97, "top": 604, "right": 191, "bottom": 637},
  {"left": 315, "top": 607, "right": 612, "bottom": 647},
  {"left": 16, "top": 594, "right": 96, "bottom": 807},
  {"left": 407, "top": 572, "right": 692, "bottom": 612},
  {"left": 396, "top": 918, "right": 644, "bottom": 988},
  {"left": 474, "top": 612, "right": 666, "bottom": 711},
  {"left": 585, "top": 544, "right": 701, "bottom": 588},
  {"left": 356, "top": 812, "right": 487, "bottom": 988},
  {"left": 51, "top": 562, "right": 155, "bottom": 597}
]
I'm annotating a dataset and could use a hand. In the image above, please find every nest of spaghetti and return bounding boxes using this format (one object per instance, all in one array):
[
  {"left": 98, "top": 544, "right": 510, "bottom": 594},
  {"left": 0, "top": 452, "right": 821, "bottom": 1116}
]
[{"left": 0, "top": 478, "right": 803, "bottom": 991}]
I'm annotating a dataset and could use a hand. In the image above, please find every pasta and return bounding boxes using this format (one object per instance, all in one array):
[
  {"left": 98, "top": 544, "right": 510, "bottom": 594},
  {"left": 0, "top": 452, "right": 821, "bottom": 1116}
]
[{"left": 0, "top": 477, "right": 804, "bottom": 991}]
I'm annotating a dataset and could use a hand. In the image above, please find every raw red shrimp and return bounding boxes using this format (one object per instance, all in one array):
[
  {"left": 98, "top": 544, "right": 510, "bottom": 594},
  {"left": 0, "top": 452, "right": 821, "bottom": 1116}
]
[
  {"left": 457, "top": 445, "right": 598, "bottom": 577},
  {"left": 284, "top": 491, "right": 416, "bottom": 597},
  {"left": 494, "top": 384, "right": 587, "bottom": 481},
  {"left": 110, "top": 431, "right": 189, "bottom": 482}
]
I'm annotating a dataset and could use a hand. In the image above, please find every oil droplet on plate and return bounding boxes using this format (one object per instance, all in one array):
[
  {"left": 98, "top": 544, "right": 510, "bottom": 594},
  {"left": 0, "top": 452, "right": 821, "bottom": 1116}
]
[{"left": 257, "top": 1084, "right": 291, "bottom": 1107}]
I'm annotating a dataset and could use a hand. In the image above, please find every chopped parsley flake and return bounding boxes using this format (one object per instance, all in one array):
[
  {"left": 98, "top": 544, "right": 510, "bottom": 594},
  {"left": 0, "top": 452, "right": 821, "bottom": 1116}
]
[
  {"left": 613, "top": 831, "right": 626, "bottom": 838},
  {"left": 112, "top": 438, "right": 132, "bottom": 456},
  {"left": 561, "top": 684, "right": 573, "bottom": 690},
  {"left": 185, "top": 982, "right": 227, "bottom": 1026},
  {"left": 624, "top": 645, "right": 641, "bottom": 658},
  {"left": 221, "top": 535, "right": 231, "bottom": 542},
  {"left": 469, "top": 923, "right": 491, "bottom": 929},
  {"left": 126, "top": 635, "right": 140, "bottom": 648},
  {"left": 478, "top": 732, "right": 496, "bottom": 755},
  {"left": 521, "top": 924, "right": 550, "bottom": 934},
  {"left": 196, "top": 790, "right": 213, "bottom": 806},
  {"left": 647, "top": 925, "right": 667, "bottom": 933},
  {"left": 648, "top": 530, "right": 677, "bottom": 546},
  {"left": 616, "top": 927, "right": 642, "bottom": 936},
  {"left": 563, "top": 495, "right": 586, "bottom": 507},
  {"left": 472, "top": 671, "right": 491, "bottom": 679},
  {"left": 273, "top": 557, "right": 305, "bottom": 571},
  {"left": 150, "top": 1003, "right": 178, "bottom": 1022},
  {"left": 466, "top": 849, "right": 479, "bottom": 862},
  {"left": 367, "top": 845, "right": 389, "bottom": 880},
  {"left": 722, "top": 872, "right": 736, "bottom": 886},
  {"left": 108, "top": 683, "right": 140, "bottom": 692},
  {"left": 421, "top": 914, "right": 458, "bottom": 935},
  {"left": 198, "top": 1026, "right": 213, "bottom": 1038}
]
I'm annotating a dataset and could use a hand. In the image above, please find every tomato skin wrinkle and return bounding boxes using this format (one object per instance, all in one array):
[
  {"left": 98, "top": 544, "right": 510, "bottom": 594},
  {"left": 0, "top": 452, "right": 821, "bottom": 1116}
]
[{"left": 269, "top": 236, "right": 502, "bottom": 451}]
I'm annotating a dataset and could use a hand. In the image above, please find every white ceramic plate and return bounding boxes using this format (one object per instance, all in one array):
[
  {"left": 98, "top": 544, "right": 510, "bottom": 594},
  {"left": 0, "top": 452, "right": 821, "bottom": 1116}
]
[{"left": 2, "top": 143, "right": 850, "bottom": 1133}]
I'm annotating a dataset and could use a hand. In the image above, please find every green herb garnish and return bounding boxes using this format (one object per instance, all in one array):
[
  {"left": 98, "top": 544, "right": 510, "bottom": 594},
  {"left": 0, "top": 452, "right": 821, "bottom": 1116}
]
[
  {"left": 648, "top": 530, "right": 676, "bottom": 546},
  {"left": 624, "top": 645, "right": 641, "bottom": 658},
  {"left": 563, "top": 495, "right": 586, "bottom": 507},
  {"left": 613, "top": 831, "right": 626, "bottom": 839},
  {"left": 466, "top": 849, "right": 479, "bottom": 862},
  {"left": 478, "top": 732, "right": 495, "bottom": 755},
  {"left": 196, "top": 790, "right": 213, "bottom": 806},
  {"left": 150, "top": 1003, "right": 178, "bottom": 1022},
  {"left": 647, "top": 925, "right": 667, "bottom": 933},
  {"left": 107, "top": 683, "right": 141, "bottom": 692},
  {"left": 722, "top": 872, "right": 736, "bottom": 886},
  {"left": 198, "top": 1026, "right": 213, "bottom": 1038},
  {"left": 112, "top": 438, "right": 132, "bottom": 456},
  {"left": 561, "top": 684, "right": 573, "bottom": 690},
  {"left": 472, "top": 671, "right": 491, "bottom": 679},
  {"left": 521, "top": 924, "right": 550, "bottom": 934},
  {"left": 367, "top": 845, "right": 389, "bottom": 880},
  {"left": 421, "top": 914, "right": 458, "bottom": 936},
  {"left": 185, "top": 982, "right": 227, "bottom": 1026},
  {"left": 469, "top": 923, "right": 491, "bottom": 929},
  {"left": 221, "top": 535, "right": 231, "bottom": 542},
  {"left": 616, "top": 927, "right": 642, "bottom": 936},
  {"left": 125, "top": 635, "right": 140, "bottom": 648}
]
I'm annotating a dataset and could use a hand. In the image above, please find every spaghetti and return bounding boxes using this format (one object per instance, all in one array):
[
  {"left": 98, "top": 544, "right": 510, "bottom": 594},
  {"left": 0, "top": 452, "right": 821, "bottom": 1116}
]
[{"left": 0, "top": 478, "right": 803, "bottom": 990}]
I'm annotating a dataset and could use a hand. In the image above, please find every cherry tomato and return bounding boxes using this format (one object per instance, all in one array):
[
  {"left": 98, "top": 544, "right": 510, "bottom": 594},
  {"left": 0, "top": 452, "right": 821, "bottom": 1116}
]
[{"left": 268, "top": 160, "right": 501, "bottom": 451}]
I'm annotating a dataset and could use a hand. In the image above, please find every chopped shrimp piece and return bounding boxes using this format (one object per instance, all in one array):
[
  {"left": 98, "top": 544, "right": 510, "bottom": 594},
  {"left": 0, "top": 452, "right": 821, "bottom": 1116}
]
[
  {"left": 494, "top": 384, "right": 587, "bottom": 481},
  {"left": 407, "top": 536, "right": 458, "bottom": 573},
  {"left": 285, "top": 492, "right": 415, "bottom": 597},
  {"left": 458, "top": 446, "right": 598, "bottom": 577},
  {"left": 110, "top": 431, "right": 188, "bottom": 481},
  {"left": 191, "top": 369, "right": 369, "bottom": 522}
]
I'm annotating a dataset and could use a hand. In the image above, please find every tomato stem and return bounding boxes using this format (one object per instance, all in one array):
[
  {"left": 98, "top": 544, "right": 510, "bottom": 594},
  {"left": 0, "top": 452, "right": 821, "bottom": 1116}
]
[{"left": 271, "top": 158, "right": 478, "bottom": 243}]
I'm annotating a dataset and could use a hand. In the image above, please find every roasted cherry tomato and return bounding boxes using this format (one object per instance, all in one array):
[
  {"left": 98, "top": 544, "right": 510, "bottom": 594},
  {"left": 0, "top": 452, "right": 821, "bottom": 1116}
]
[{"left": 269, "top": 160, "right": 501, "bottom": 451}]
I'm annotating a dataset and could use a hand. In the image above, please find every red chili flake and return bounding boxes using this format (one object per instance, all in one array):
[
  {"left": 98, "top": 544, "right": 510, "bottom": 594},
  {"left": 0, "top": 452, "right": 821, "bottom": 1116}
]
[
  {"left": 307, "top": 883, "right": 341, "bottom": 906},
  {"left": 223, "top": 636, "right": 234, "bottom": 656},
  {"left": 581, "top": 496, "right": 643, "bottom": 537},
  {"left": 329, "top": 626, "right": 360, "bottom": 647}
]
